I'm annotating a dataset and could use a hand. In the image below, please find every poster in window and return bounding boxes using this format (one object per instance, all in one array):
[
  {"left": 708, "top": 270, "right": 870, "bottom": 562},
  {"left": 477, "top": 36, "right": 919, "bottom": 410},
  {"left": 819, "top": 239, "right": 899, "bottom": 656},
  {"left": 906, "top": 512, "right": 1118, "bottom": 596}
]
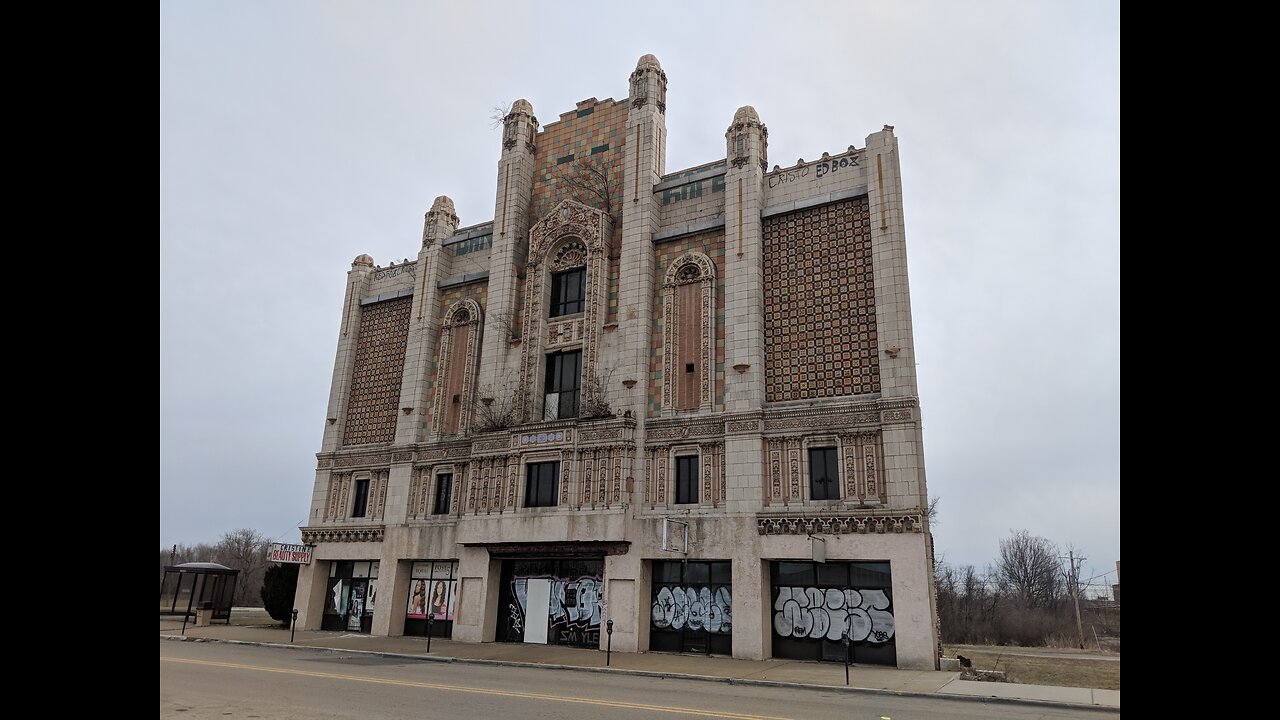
[
  {"left": 445, "top": 579, "right": 458, "bottom": 621},
  {"left": 327, "top": 579, "right": 347, "bottom": 615},
  {"left": 348, "top": 581, "right": 367, "bottom": 630},
  {"left": 367, "top": 578, "right": 378, "bottom": 612},
  {"left": 407, "top": 578, "right": 428, "bottom": 619},
  {"left": 429, "top": 580, "right": 449, "bottom": 620}
]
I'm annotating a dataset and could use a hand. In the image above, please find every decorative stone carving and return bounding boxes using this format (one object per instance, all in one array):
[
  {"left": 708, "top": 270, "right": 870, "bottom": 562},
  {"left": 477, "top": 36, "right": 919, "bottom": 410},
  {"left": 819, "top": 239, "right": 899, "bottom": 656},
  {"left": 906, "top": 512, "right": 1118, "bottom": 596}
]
[
  {"left": 333, "top": 453, "right": 392, "bottom": 468},
  {"left": 301, "top": 526, "right": 386, "bottom": 543},
  {"left": 646, "top": 423, "right": 721, "bottom": 441},
  {"left": 764, "top": 412, "right": 879, "bottom": 431},
  {"left": 518, "top": 201, "right": 611, "bottom": 423},
  {"left": 756, "top": 514, "right": 923, "bottom": 536},
  {"left": 472, "top": 436, "right": 512, "bottom": 453},
  {"left": 549, "top": 239, "right": 587, "bottom": 272}
]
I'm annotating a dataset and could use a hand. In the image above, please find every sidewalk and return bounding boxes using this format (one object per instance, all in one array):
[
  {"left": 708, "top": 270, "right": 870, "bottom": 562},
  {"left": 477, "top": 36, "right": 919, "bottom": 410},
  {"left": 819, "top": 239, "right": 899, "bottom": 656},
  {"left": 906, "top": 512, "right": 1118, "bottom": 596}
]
[{"left": 159, "top": 612, "right": 1119, "bottom": 711}]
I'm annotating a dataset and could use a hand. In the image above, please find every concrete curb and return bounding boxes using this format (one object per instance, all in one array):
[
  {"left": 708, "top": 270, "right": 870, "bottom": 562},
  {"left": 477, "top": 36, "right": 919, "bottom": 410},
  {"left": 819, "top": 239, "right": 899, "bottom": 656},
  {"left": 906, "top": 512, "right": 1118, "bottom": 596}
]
[{"left": 159, "top": 634, "right": 1118, "bottom": 712}]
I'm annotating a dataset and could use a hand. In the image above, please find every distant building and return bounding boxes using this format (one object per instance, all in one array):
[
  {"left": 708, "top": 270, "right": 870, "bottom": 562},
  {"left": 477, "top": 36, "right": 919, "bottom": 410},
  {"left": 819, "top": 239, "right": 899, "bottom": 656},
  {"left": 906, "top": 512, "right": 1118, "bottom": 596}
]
[
  {"left": 1112, "top": 560, "right": 1120, "bottom": 603},
  {"left": 293, "top": 55, "right": 937, "bottom": 669}
]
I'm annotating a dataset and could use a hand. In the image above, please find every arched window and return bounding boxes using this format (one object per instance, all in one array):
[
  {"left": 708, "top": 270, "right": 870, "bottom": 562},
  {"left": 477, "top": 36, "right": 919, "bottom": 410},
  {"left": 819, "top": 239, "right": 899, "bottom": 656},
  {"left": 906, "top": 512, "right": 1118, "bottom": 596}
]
[
  {"left": 518, "top": 201, "right": 611, "bottom": 423},
  {"left": 662, "top": 252, "right": 716, "bottom": 412},
  {"left": 432, "top": 299, "right": 483, "bottom": 437}
]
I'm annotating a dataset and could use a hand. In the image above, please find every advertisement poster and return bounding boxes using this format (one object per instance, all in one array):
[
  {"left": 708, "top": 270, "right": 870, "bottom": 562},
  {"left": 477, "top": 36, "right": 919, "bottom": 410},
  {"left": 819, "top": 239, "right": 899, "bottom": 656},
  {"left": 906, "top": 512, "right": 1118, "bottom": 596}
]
[
  {"left": 348, "top": 581, "right": 367, "bottom": 631},
  {"left": 429, "top": 580, "right": 450, "bottom": 620},
  {"left": 367, "top": 579, "right": 378, "bottom": 612},
  {"left": 407, "top": 578, "right": 428, "bottom": 619}
]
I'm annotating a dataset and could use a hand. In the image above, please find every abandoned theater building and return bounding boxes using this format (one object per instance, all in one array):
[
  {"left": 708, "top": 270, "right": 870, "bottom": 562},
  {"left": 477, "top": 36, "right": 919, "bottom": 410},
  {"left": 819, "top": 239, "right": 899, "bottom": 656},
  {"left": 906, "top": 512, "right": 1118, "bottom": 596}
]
[{"left": 293, "top": 55, "right": 938, "bottom": 669}]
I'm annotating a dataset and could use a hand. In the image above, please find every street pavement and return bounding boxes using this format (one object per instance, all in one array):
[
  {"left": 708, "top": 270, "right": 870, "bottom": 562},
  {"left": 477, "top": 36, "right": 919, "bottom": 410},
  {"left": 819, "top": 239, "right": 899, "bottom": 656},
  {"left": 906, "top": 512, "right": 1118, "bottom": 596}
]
[
  {"left": 159, "top": 610, "right": 1119, "bottom": 712},
  {"left": 162, "top": 640, "right": 1118, "bottom": 719}
]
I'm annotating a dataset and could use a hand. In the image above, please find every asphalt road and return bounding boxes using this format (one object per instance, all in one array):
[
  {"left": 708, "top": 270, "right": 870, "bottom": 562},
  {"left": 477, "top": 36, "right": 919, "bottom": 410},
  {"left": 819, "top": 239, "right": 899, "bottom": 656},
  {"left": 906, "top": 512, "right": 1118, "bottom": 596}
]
[{"left": 160, "top": 640, "right": 1118, "bottom": 720}]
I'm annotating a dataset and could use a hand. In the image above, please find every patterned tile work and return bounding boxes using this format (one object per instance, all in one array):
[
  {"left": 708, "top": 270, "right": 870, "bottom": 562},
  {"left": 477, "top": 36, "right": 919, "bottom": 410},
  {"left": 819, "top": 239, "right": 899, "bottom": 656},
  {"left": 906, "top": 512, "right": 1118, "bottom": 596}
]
[
  {"left": 762, "top": 198, "right": 880, "bottom": 402},
  {"left": 529, "top": 98, "right": 628, "bottom": 324},
  {"left": 342, "top": 296, "right": 412, "bottom": 446},
  {"left": 422, "top": 283, "right": 488, "bottom": 437},
  {"left": 649, "top": 231, "right": 727, "bottom": 416}
]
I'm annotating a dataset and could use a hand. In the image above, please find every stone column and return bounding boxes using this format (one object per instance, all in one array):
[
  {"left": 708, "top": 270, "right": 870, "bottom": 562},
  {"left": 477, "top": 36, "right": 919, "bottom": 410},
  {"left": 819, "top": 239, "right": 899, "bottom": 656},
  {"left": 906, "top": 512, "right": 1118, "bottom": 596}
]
[
  {"left": 395, "top": 196, "right": 457, "bottom": 446},
  {"left": 723, "top": 106, "right": 769, "bottom": 514},
  {"left": 477, "top": 100, "right": 538, "bottom": 403},
  {"left": 294, "top": 560, "right": 329, "bottom": 631},
  {"left": 320, "top": 256, "right": 376, "bottom": 452}
]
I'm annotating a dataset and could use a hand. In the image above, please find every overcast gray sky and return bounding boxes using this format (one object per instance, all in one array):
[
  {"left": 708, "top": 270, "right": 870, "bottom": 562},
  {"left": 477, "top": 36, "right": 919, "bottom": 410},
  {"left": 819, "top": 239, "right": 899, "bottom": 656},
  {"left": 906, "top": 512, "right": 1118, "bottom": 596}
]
[{"left": 160, "top": 0, "right": 1119, "bottom": 590}]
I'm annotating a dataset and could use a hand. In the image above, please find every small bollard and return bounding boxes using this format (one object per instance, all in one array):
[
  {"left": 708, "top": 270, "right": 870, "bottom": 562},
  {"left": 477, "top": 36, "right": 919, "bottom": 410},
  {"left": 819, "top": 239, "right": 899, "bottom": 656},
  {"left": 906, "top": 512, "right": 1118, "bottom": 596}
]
[
  {"left": 606, "top": 619, "right": 614, "bottom": 667},
  {"left": 426, "top": 613, "right": 434, "bottom": 654},
  {"left": 290, "top": 609, "right": 299, "bottom": 643}
]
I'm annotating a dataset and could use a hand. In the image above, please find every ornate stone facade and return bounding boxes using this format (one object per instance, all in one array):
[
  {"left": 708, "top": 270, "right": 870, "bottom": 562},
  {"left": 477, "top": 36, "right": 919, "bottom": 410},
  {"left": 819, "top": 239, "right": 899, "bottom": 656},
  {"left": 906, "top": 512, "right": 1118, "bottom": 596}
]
[
  {"left": 342, "top": 296, "right": 411, "bottom": 445},
  {"left": 762, "top": 198, "right": 879, "bottom": 402},
  {"left": 296, "top": 56, "right": 935, "bottom": 670}
]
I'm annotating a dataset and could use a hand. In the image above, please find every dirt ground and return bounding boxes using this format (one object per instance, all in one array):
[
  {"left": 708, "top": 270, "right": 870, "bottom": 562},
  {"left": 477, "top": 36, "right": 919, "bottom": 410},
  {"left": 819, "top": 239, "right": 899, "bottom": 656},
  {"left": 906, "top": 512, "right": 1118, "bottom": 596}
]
[{"left": 944, "top": 644, "right": 1120, "bottom": 690}]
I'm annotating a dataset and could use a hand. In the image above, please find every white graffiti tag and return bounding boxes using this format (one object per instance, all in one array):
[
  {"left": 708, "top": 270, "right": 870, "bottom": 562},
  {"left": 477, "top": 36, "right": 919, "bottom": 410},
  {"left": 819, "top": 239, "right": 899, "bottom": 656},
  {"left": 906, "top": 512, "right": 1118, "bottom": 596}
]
[
  {"left": 651, "top": 585, "right": 732, "bottom": 634},
  {"left": 772, "top": 587, "right": 894, "bottom": 643}
]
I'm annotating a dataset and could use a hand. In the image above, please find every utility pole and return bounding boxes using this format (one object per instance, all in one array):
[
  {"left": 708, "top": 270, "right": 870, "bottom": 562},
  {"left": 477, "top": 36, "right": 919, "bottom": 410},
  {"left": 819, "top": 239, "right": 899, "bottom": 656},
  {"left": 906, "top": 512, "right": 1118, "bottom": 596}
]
[{"left": 1066, "top": 550, "right": 1086, "bottom": 649}]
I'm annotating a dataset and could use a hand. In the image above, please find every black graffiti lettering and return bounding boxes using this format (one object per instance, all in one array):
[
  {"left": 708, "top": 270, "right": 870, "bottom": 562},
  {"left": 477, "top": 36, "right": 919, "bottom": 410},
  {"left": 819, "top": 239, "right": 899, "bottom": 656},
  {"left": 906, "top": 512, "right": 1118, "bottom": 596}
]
[{"left": 771, "top": 586, "right": 895, "bottom": 644}]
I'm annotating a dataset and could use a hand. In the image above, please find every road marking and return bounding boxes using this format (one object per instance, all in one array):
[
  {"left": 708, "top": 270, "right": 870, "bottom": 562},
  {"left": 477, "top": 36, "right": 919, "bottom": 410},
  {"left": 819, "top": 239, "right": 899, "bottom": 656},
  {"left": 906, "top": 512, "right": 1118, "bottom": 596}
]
[{"left": 161, "top": 656, "right": 791, "bottom": 720}]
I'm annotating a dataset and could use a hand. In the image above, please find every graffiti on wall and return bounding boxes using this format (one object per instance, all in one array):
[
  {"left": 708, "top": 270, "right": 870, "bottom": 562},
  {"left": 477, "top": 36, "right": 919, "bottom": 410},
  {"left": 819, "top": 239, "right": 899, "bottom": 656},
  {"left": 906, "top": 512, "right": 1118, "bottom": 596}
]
[
  {"left": 651, "top": 585, "right": 733, "bottom": 634},
  {"left": 772, "top": 587, "right": 894, "bottom": 643},
  {"left": 766, "top": 154, "right": 862, "bottom": 189},
  {"left": 509, "top": 575, "right": 602, "bottom": 645}
]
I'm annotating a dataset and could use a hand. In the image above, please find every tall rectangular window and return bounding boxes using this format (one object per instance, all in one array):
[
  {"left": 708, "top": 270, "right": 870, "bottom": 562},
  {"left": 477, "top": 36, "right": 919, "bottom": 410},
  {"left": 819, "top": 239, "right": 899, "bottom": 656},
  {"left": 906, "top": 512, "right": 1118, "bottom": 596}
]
[
  {"left": 525, "top": 461, "right": 560, "bottom": 507},
  {"left": 809, "top": 447, "right": 839, "bottom": 500},
  {"left": 352, "top": 478, "right": 371, "bottom": 517},
  {"left": 544, "top": 351, "right": 581, "bottom": 419},
  {"left": 676, "top": 456, "right": 699, "bottom": 505},
  {"left": 550, "top": 269, "right": 585, "bottom": 316},
  {"left": 433, "top": 474, "right": 452, "bottom": 515}
]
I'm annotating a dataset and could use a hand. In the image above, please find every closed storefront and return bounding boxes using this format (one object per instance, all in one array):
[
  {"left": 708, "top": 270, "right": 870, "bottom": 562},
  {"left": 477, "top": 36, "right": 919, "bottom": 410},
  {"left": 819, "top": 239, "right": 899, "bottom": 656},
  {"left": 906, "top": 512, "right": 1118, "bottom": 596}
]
[
  {"left": 770, "top": 561, "right": 896, "bottom": 665},
  {"left": 649, "top": 560, "right": 732, "bottom": 655},
  {"left": 404, "top": 560, "right": 458, "bottom": 638},
  {"left": 496, "top": 559, "right": 603, "bottom": 648},
  {"left": 322, "top": 561, "right": 379, "bottom": 633}
]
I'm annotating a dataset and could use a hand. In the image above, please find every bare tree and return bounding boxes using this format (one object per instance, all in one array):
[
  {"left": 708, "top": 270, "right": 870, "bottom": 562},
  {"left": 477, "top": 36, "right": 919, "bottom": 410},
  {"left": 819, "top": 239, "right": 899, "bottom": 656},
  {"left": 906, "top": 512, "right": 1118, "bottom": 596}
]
[
  {"left": 578, "top": 362, "right": 619, "bottom": 420},
  {"left": 996, "top": 530, "right": 1062, "bottom": 609},
  {"left": 214, "top": 528, "right": 270, "bottom": 607},
  {"left": 553, "top": 156, "right": 621, "bottom": 221},
  {"left": 487, "top": 308, "right": 519, "bottom": 342},
  {"left": 476, "top": 372, "right": 521, "bottom": 432},
  {"left": 489, "top": 100, "right": 513, "bottom": 130}
]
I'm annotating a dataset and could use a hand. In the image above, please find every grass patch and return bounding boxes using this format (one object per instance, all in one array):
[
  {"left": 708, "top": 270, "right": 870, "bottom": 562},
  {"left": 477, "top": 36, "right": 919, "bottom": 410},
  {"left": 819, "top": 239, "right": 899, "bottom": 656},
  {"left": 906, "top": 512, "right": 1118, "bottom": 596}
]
[{"left": 944, "top": 645, "right": 1120, "bottom": 690}]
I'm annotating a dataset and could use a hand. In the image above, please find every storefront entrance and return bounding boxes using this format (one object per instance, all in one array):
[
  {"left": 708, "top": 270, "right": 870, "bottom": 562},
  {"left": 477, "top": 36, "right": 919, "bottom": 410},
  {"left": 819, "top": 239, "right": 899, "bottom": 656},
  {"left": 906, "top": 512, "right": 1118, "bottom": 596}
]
[
  {"left": 404, "top": 560, "right": 458, "bottom": 638},
  {"left": 322, "top": 561, "right": 379, "bottom": 633},
  {"left": 649, "top": 560, "right": 733, "bottom": 655},
  {"left": 770, "top": 561, "right": 896, "bottom": 665},
  {"left": 496, "top": 559, "right": 603, "bottom": 648}
]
